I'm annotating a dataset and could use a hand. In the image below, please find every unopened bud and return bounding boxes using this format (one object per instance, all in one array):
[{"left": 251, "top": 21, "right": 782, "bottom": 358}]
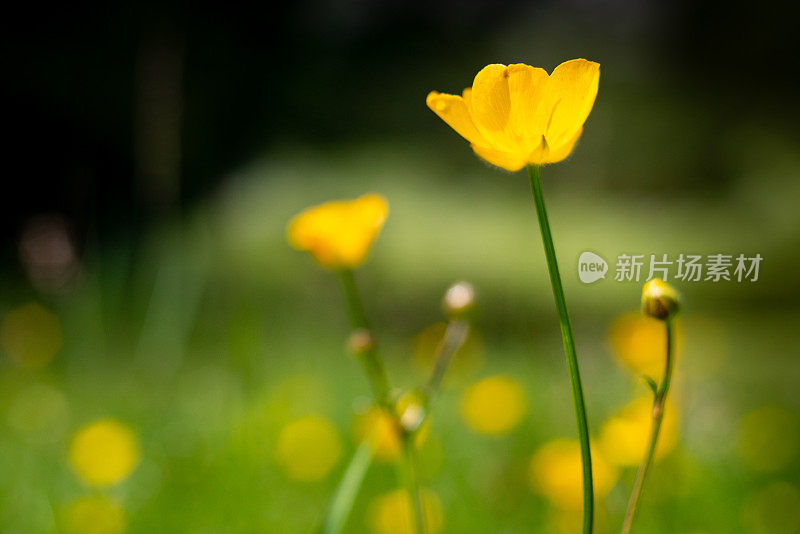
[
  {"left": 442, "top": 281, "right": 475, "bottom": 317},
  {"left": 347, "top": 328, "right": 373, "bottom": 355},
  {"left": 399, "top": 403, "right": 426, "bottom": 433},
  {"left": 641, "top": 278, "right": 680, "bottom": 320}
]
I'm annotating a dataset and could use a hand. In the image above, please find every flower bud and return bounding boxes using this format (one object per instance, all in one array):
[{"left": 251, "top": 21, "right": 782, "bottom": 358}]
[
  {"left": 641, "top": 278, "right": 680, "bottom": 320},
  {"left": 442, "top": 281, "right": 475, "bottom": 317},
  {"left": 347, "top": 328, "right": 374, "bottom": 355}
]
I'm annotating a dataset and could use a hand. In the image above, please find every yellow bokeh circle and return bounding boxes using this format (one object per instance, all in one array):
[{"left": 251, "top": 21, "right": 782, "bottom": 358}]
[
  {"left": 460, "top": 375, "right": 527, "bottom": 435},
  {"left": 69, "top": 419, "right": 141, "bottom": 487},
  {"left": 276, "top": 415, "right": 343, "bottom": 482},
  {"left": 367, "top": 488, "right": 443, "bottom": 534}
]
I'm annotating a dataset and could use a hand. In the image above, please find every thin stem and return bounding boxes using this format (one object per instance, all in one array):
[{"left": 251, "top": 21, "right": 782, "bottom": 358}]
[
  {"left": 337, "top": 268, "right": 422, "bottom": 532},
  {"left": 402, "top": 434, "right": 426, "bottom": 534},
  {"left": 423, "top": 319, "right": 469, "bottom": 404},
  {"left": 339, "top": 269, "right": 391, "bottom": 404},
  {"left": 621, "top": 318, "right": 675, "bottom": 534},
  {"left": 528, "top": 164, "right": 594, "bottom": 534}
]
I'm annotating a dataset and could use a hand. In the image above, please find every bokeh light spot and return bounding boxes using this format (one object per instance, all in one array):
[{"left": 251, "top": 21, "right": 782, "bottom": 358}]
[
  {"left": 69, "top": 419, "right": 141, "bottom": 487},
  {"left": 599, "top": 396, "right": 679, "bottom": 466},
  {"left": 62, "top": 495, "right": 126, "bottom": 534},
  {"left": 366, "top": 488, "right": 443, "bottom": 534},
  {"left": 461, "top": 375, "right": 526, "bottom": 435},
  {"left": 529, "top": 438, "right": 618, "bottom": 510},
  {"left": 276, "top": 415, "right": 342, "bottom": 482}
]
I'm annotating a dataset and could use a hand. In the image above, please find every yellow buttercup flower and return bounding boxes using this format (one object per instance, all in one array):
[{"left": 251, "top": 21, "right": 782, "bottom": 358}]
[
  {"left": 366, "top": 488, "right": 444, "bottom": 534},
  {"left": 460, "top": 375, "right": 527, "bottom": 435},
  {"left": 529, "top": 438, "right": 618, "bottom": 510},
  {"left": 599, "top": 396, "right": 679, "bottom": 467},
  {"left": 276, "top": 415, "right": 343, "bottom": 482},
  {"left": 69, "top": 419, "right": 141, "bottom": 487},
  {"left": 427, "top": 59, "right": 600, "bottom": 171},
  {"left": 287, "top": 194, "right": 388, "bottom": 269}
]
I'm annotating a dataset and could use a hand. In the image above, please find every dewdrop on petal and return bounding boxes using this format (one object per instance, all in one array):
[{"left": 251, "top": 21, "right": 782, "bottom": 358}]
[
  {"left": 641, "top": 278, "right": 680, "bottom": 321},
  {"left": 442, "top": 281, "right": 475, "bottom": 317}
]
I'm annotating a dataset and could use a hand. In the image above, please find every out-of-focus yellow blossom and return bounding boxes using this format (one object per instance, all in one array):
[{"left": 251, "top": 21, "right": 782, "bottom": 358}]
[
  {"left": 461, "top": 375, "right": 526, "bottom": 435},
  {"left": 427, "top": 59, "right": 599, "bottom": 171},
  {"left": 276, "top": 415, "right": 343, "bottom": 481},
  {"left": 0, "top": 302, "right": 63, "bottom": 368},
  {"left": 609, "top": 313, "right": 683, "bottom": 379},
  {"left": 62, "top": 495, "right": 126, "bottom": 534},
  {"left": 529, "top": 438, "right": 618, "bottom": 510},
  {"left": 353, "top": 398, "right": 428, "bottom": 462},
  {"left": 287, "top": 194, "right": 388, "bottom": 269},
  {"left": 413, "top": 322, "right": 484, "bottom": 381},
  {"left": 599, "top": 396, "right": 679, "bottom": 467},
  {"left": 738, "top": 406, "right": 800, "bottom": 472},
  {"left": 367, "top": 488, "right": 443, "bottom": 534},
  {"left": 69, "top": 419, "right": 141, "bottom": 487}
]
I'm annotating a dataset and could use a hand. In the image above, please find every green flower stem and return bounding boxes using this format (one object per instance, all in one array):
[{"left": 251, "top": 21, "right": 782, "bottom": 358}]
[
  {"left": 423, "top": 318, "right": 470, "bottom": 404},
  {"left": 621, "top": 318, "right": 676, "bottom": 534},
  {"left": 528, "top": 164, "right": 594, "bottom": 534},
  {"left": 401, "top": 434, "right": 426, "bottom": 534},
  {"left": 339, "top": 269, "right": 391, "bottom": 405},
  {"left": 337, "top": 268, "right": 423, "bottom": 532}
]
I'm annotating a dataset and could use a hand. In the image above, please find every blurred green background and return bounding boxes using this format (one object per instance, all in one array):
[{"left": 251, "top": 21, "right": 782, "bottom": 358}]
[{"left": 2, "top": 2, "right": 800, "bottom": 533}]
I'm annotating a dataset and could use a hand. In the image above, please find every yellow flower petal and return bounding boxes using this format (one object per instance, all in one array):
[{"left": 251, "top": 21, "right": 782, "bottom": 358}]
[
  {"left": 426, "top": 91, "right": 488, "bottom": 147},
  {"left": 469, "top": 64, "right": 516, "bottom": 152},
  {"left": 287, "top": 194, "right": 388, "bottom": 270},
  {"left": 532, "top": 127, "right": 583, "bottom": 165},
  {"left": 544, "top": 59, "right": 600, "bottom": 151},
  {"left": 505, "top": 63, "right": 550, "bottom": 148},
  {"left": 428, "top": 59, "right": 600, "bottom": 170},
  {"left": 470, "top": 143, "right": 529, "bottom": 172}
]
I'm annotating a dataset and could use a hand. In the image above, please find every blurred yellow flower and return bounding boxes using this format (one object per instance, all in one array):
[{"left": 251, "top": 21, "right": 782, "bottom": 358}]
[
  {"left": 353, "top": 404, "right": 428, "bottom": 463},
  {"left": 609, "top": 313, "right": 682, "bottom": 379},
  {"left": 427, "top": 59, "right": 600, "bottom": 171},
  {"left": 599, "top": 396, "right": 679, "bottom": 467},
  {"left": 62, "top": 495, "right": 126, "bottom": 534},
  {"left": 287, "top": 193, "right": 388, "bottom": 269},
  {"left": 738, "top": 406, "right": 800, "bottom": 472},
  {"left": 0, "top": 302, "right": 63, "bottom": 368},
  {"left": 529, "top": 438, "right": 618, "bottom": 510},
  {"left": 460, "top": 375, "right": 526, "bottom": 435},
  {"left": 69, "top": 419, "right": 140, "bottom": 487},
  {"left": 276, "top": 415, "right": 343, "bottom": 481},
  {"left": 367, "top": 488, "right": 443, "bottom": 534}
]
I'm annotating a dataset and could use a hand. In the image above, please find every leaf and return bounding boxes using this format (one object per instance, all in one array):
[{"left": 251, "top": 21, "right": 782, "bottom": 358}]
[
  {"left": 641, "top": 375, "right": 658, "bottom": 398},
  {"left": 319, "top": 438, "right": 374, "bottom": 534}
]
